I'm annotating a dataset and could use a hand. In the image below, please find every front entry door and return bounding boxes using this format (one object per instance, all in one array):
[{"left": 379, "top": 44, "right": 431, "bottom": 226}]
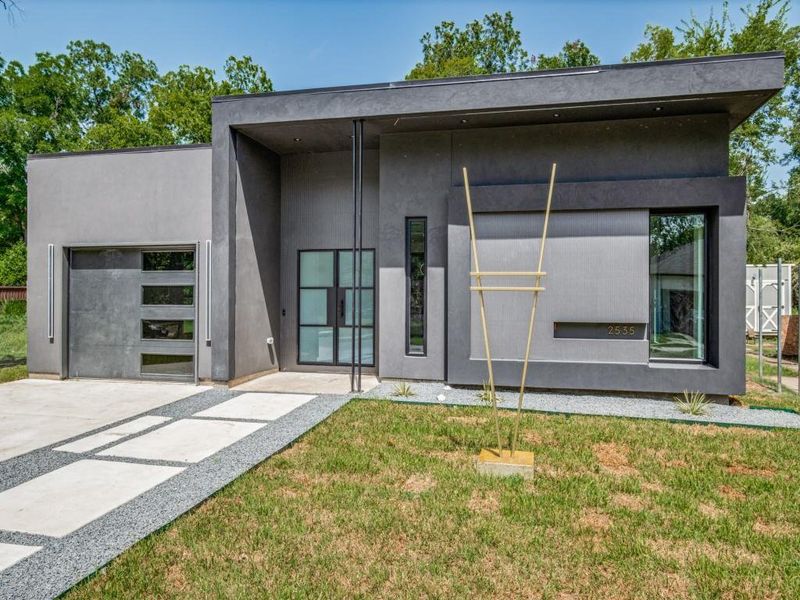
[{"left": 298, "top": 249, "right": 374, "bottom": 366}]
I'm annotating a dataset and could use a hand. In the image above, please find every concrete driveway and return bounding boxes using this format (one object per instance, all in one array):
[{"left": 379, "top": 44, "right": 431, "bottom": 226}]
[
  {"left": 0, "top": 384, "right": 349, "bottom": 599},
  {"left": 0, "top": 379, "right": 200, "bottom": 461}
]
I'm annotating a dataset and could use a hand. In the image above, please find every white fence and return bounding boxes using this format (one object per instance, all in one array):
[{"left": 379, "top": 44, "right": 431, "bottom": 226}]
[{"left": 746, "top": 264, "right": 794, "bottom": 335}]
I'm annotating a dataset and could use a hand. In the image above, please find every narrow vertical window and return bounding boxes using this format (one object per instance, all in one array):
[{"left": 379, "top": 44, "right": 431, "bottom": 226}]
[
  {"left": 406, "top": 218, "right": 426, "bottom": 355},
  {"left": 649, "top": 213, "right": 706, "bottom": 361}
]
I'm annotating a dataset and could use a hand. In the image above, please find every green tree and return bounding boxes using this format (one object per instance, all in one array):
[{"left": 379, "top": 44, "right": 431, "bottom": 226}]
[
  {"left": 149, "top": 56, "right": 272, "bottom": 144},
  {"left": 406, "top": 11, "right": 533, "bottom": 80},
  {"left": 0, "top": 241, "right": 26, "bottom": 285},
  {"left": 535, "top": 40, "right": 600, "bottom": 70}
]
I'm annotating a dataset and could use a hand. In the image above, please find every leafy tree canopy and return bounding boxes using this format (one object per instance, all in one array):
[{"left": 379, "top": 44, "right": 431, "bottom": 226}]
[{"left": 406, "top": 11, "right": 599, "bottom": 80}]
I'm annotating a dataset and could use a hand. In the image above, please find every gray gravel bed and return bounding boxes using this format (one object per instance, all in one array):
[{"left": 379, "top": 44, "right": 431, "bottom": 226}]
[
  {"left": 363, "top": 382, "right": 800, "bottom": 430},
  {"left": 0, "top": 388, "right": 351, "bottom": 600}
]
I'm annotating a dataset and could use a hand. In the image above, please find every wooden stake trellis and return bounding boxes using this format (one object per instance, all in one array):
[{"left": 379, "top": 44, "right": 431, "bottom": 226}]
[{"left": 463, "top": 163, "right": 557, "bottom": 457}]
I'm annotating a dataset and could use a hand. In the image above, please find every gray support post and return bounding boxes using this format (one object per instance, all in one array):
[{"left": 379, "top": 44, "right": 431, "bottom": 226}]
[
  {"left": 757, "top": 268, "right": 763, "bottom": 381},
  {"left": 350, "top": 120, "right": 358, "bottom": 392},
  {"left": 357, "top": 119, "right": 364, "bottom": 392},
  {"left": 777, "top": 259, "right": 783, "bottom": 393}
]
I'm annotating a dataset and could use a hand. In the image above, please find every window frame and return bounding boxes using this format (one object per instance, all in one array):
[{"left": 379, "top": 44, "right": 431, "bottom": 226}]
[
  {"left": 140, "top": 353, "right": 194, "bottom": 377},
  {"left": 405, "top": 217, "right": 427, "bottom": 357},
  {"left": 140, "top": 319, "right": 195, "bottom": 342},
  {"left": 648, "top": 210, "right": 709, "bottom": 364},
  {"left": 141, "top": 250, "right": 195, "bottom": 272},
  {"left": 141, "top": 284, "right": 195, "bottom": 307},
  {"left": 296, "top": 248, "right": 376, "bottom": 367}
]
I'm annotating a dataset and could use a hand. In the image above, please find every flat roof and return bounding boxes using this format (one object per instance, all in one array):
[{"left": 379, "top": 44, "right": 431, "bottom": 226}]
[
  {"left": 213, "top": 51, "right": 783, "bottom": 102},
  {"left": 28, "top": 143, "right": 211, "bottom": 161}
]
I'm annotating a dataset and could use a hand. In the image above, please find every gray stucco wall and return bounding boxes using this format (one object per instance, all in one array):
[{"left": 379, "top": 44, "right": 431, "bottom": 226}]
[
  {"left": 375, "top": 115, "right": 738, "bottom": 392},
  {"left": 378, "top": 132, "right": 449, "bottom": 380},
  {"left": 452, "top": 115, "right": 728, "bottom": 185},
  {"left": 233, "top": 134, "right": 282, "bottom": 379},
  {"left": 279, "top": 150, "right": 379, "bottom": 372},
  {"left": 26, "top": 145, "right": 212, "bottom": 379},
  {"left": 470, "top": 210, "right": 649, "bottom": 363},
  {"left": 445, "top": 116, "right": 744, "bottom": 395}
]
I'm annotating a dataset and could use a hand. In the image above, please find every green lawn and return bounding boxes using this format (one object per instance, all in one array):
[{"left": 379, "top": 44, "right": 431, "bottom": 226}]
[
  {"left": 66, "top": 400, "right": 800, "bottom": 599},
  {"left": 738, "top": 354, "right": 800, "bottom": 412},
  {"left": 0, "top": 300, "right": 27, "bottom": 383}
]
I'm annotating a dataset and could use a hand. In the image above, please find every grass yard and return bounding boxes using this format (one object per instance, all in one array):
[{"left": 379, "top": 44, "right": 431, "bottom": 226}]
[
  {"left": 0, "top": 300, "right": 27, "bottom": 383},
  {"left": 66, "top": 400, "right": 800, "bottom": 599},
  {"left": 738, "top": 353, "right": 800, "bottom": 413}
]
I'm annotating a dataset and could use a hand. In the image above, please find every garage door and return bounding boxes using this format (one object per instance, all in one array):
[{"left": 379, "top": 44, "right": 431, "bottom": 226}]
[{"left": 69, "top": 248, "right": 196, "bottom": 381}]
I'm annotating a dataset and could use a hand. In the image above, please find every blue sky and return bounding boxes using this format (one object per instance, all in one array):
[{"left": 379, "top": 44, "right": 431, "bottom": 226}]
[{"left": 1, "top": 0, "right": 795, "bottom": 181}]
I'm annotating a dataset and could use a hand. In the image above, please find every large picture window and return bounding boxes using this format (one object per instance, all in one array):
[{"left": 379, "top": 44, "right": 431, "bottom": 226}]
[
  {"left": 649, "top": 213, "right": 706, "bottom": 361},
  {"left": 406, "top": 218, "right": 426, "bottom": 356}
]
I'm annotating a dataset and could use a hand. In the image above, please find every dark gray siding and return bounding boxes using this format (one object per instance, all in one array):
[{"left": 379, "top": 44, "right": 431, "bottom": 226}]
[
  {"left": 233, "top": 134, "right": 282, "bottom": 379},
  {"left": 279, "top": 150, "right": 379, "bottom": 372},
  {"left": 469, "top": 211, "right": 649, "bottom": 363},
  {"left": 378, "top": 132, "right": 449, "bottom": 380}
]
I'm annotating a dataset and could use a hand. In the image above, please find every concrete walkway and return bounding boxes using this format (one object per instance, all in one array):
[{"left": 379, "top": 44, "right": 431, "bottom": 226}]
[
  {"left": 763, "top": 375, "right": 800, "bottom": 394},
  {"left": 0, "top": 379, "right": 199, "bottom": 461},
  {"left": 365, "top": 382, "right": 800, "bottom": 429},
  {"left": 0, "top": 384, "right": 350, "bottom": 600}
]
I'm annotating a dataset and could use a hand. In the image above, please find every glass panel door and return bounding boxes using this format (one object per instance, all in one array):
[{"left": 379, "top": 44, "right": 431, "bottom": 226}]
[
  {"left": 298, "top": 251, "right": 334, "bottom": 364},
  {"left": 297, "top": 249, "right": 375, "bottom": 366},
  {"left": 337, "top": 250, "right": 374, "bottom": 366}
]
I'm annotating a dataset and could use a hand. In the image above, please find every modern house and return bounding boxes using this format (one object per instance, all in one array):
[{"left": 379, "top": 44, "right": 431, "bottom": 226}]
[{"left": 26, "top": 52, "right": 784, "bottom": 398}]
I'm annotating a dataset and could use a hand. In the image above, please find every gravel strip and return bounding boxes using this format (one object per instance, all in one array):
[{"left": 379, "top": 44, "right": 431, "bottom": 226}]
[
  {"left": 363, "top": 382, "right": 800, "bottom": 430},
  {"left": 0, "top": 388, "right": 351, "bottom": 600}
]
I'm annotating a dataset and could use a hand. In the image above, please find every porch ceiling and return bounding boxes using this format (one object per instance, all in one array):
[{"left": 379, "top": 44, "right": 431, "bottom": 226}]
[{"left": 235, "top": 90, "right": 772, "bottom": 155}]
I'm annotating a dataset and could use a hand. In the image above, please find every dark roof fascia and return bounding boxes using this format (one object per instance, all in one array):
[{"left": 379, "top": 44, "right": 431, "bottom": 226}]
[
  {"left": 28, "top": 143, "right": 212, "bottom": 161},
  {"left": 212, "top": 52, "right": 784, "bottom": 104}
]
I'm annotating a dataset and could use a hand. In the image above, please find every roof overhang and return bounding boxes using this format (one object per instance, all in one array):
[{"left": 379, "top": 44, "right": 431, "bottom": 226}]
[{"left": 214, "top": 52, "right": 784, "bottom": 155}]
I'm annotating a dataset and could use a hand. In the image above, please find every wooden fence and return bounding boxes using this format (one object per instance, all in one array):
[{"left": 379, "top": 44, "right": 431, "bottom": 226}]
[{"left": 0, "top": 286, "right": 26, "bottom": 301}]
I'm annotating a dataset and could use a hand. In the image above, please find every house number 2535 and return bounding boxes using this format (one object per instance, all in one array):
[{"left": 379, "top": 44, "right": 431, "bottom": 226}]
[{"left": 607, "top": 325, "right": 636, "bottom": 336}]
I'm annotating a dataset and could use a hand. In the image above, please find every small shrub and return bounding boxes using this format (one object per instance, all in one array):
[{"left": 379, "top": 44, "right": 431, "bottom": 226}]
[
  {"left": 391, "top": 382, "right": 415, "bottom": 397},
  {"left": 477, "top": 380, "right": 500, "bottom": 406},
  {"left": 675, "top": 390, "right": 710, "bottom": 416},
  {"left": 0, "top": 242, "right": 26, "bottom": 286}
]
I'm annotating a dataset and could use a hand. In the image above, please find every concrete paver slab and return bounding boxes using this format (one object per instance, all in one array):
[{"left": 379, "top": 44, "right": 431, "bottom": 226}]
[
  {"left": 0, "top": 460, "right": 184, "bottom": 537},
  {"left": 54, "top": 416, "right": 171, "bottom": 453},
  {"left": 0, "top": 544, "right": 41, "bottom": 572},
  {"left": 233, "top": 371, "right": 378, "bottom": 395},
  {"left": 98, "top": 418, "right": 266, "bottom": 463},
  {"left": 194, "top": 392, "right": 316, "bottom": 421},
  {"left": 0, "top": 379, "right": 200, "bottom": 461}
]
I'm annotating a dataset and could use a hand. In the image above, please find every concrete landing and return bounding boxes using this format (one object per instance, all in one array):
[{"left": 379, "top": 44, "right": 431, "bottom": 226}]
[{"left": 233, "top": 371, "right": 379, "bottom": 395}]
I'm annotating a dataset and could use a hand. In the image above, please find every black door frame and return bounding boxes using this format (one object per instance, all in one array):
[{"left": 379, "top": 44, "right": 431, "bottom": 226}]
[{"left": 297, "top": 248, "right": 375, "bottom": 367}]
